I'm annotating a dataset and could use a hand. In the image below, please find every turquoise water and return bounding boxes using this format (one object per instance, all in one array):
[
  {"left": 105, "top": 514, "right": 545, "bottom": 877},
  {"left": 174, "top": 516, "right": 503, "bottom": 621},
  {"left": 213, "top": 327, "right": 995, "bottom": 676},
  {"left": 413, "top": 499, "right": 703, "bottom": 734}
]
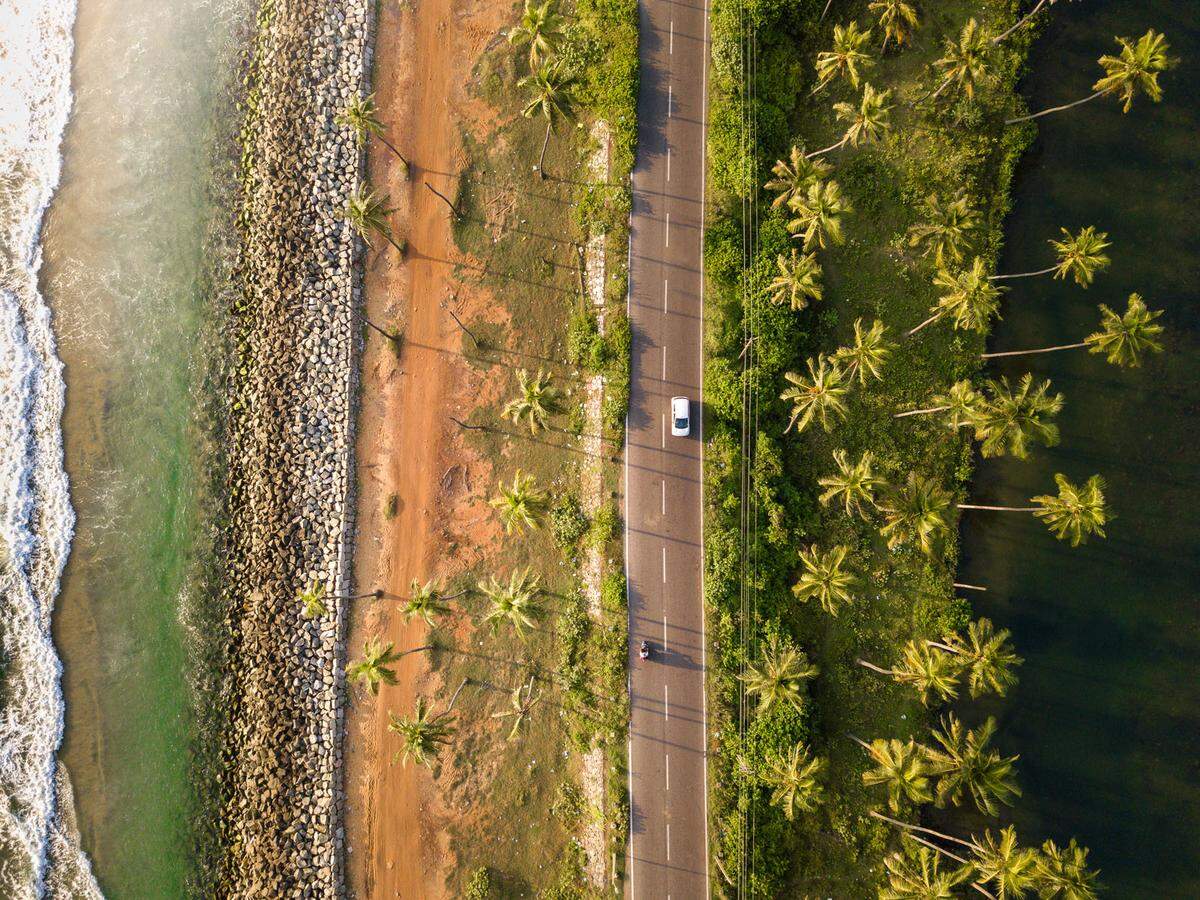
[
  {"left": 956, "top": 2, "right": 1200, "bottom": 895},
  {"left": 39, "top": 0, "right": 249, "bottom": 894}
]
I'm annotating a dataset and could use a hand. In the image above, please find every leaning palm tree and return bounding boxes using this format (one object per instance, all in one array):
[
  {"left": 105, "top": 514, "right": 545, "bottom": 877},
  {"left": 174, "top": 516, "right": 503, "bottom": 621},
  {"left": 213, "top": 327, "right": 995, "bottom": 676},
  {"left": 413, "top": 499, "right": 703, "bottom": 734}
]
[
  {"left": 337, "top": 93, "right": 409, "bottom": 175},
  {"left": 855, "top": 737, "right": 935, "bottom": 812},
  {"left": 506, "top": 0, "right": 564, "bottom": 69},
  {"left": 348, "top": 637, "right": 407, "bottom": 694},
  {"left": 882, "top": 844, "right": 972, "bottom": 900},
  {"left": 907, "top": 192, "right": 980, "bottom": 268},
  {"left": 878, "top": 473, "right": 952, "bottom": 554},
  {"left": 833, "top": 317, "right": 893, "bottom": 384},
  {"left": 992, "top": 226, "right": 1111, "bottom": 287},
  {"left": 478, "top": 568, "right": 543, "bottom": 637},
  {"left": 930, "top": 619, "right": 1022, "bottom": 699},
  {"left": 894, "top": 380, "right": 985, "bottom": 431},
  {"left": 1036, "top": 838, "right": 1101, "bottom": 899},
  {"left": 793, "top": 544, "right": 857, "bottom": 616},
  {"left": 814, "top": 21, "right": 874, "bottom": 91},
  {"left": 858, "top": 640, "right": 961, "bottom": 706},
  {"left": 768, "top": 249, "right": 823, "bottom": 310},
  {"left": 297, "top": 580, "right": 382, "bottom": 619},
  {"left": 870, "top": 0, "right": 919, "bottom": 51},
  {"left": 519, "top": 61, "right": 577, "bottom": 176},
  {"left": 489, "top": 470, "right": 547, "bottom": 533},
  {"left": 931, "top": 18, "right": 992, "bottom": 99},
  {"left": 764, "top": 744, "right": 826, "bottom": 820},
  {"left": 818, "top": 448, "right": 883, "bottom": 517},
  {"left": 344, "top": 186, "right": 406, "bottom": 254},
  {"left": 973, "top": 826, "right": 1040, "bottom": 899},
  {"left": 1007, "top": 29, "right": 1173, "bottom": 123},
  {"left": 388, "top": 695, "right": 457, "bottom": 767},
  {"left": 959, "top": 473, "right": 1109, "bottom": 546},
  {"left": 808, "top": 84, "right": 893, "bottom": 157},
  {"left": 926, "top": 714, "right": 1021, "bottom": 816},
  {"left": 992, "top": 0, "right": 1069, "bottom": 45},
  {"left": 787, "top": 179, "right": 852, "bottom": 250},
  {"left": 981, "top": 293, "right": 1164, "bottom": 368},
  {"left": 780, "top": 354, "right": 850, "bottom": 434},
  {"left": 741, "top": 634, "right": 818, "bottom": 714},
  {"left": 909, "top": 257, "right": 1005, "bottom": 336},
  {"left": 764, "top": 147, "right": 831, "bottom": 210},
  {"left": 399, "top": 577, "right": 462, "bottom": 626},
  {"left": 974, "top": 374, "right": 1063, "bottom": 459},
  {"left": 503, "top": 368, "right": 558, "bottom": 433},
  {"left": 491, "top": 675, "right": 540, "bottom": 741}
]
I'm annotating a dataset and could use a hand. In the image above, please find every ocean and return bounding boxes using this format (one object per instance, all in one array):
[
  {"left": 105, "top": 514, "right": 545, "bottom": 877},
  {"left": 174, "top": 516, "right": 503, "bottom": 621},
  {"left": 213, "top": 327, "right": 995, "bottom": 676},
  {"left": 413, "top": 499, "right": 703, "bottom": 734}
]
[{"left": 1, "top": 0, "right": 250, "bottom": 895}]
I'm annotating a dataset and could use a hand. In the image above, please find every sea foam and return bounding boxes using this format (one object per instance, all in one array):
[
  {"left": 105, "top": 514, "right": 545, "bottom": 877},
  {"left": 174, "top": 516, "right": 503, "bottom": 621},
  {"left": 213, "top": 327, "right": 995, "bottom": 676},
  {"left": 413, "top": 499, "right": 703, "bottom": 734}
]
[{"left": 0, "top": 1, "right": 102, "bottom": 896}]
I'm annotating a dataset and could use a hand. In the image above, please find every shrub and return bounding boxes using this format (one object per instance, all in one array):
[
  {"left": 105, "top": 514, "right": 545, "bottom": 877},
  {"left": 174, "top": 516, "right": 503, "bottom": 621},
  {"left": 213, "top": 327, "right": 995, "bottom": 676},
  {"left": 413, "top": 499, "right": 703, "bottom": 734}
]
[
  {"left": 550, "top": 492, "right": 589, "bottom": 558},
  {"left": 588, "top": 502, "right": 620, "bottom": 547},
  {"left": 463, "top": 867, "right": 491, "bottom": 900}
]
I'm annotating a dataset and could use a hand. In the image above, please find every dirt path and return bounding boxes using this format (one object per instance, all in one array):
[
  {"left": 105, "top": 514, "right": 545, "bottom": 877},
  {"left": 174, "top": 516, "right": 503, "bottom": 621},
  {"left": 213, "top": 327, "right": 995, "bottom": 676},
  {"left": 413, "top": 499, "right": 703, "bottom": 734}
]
[{"left": 344, "top": 1, "right": 507, "bottom": 897}]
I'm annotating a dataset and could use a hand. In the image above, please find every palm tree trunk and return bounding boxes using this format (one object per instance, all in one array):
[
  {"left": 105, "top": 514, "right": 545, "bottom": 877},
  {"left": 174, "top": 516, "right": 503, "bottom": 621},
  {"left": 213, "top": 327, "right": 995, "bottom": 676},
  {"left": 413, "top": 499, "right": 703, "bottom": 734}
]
[
  {"left": 981, "top": 341, "right": 1087, "bottom": 359},
  {"left": 376, "top": 134, "right": 410, "bottom": 171},
  {"left": 957, "top": 503, "right": 1038, "bottom": 512},
  {"left": 953, "top": 582, "right": 988, "bottom": 592},
  {"left": 905, "top": 836, "right": 1000, "bottom": 900},
  {"left": 805, "top": 136, "right": 847, "bottom": 158},
  {"left": 536, "top": 121, "right": 552, "bottom": 178},
  {"left": 423, "top": 181, "right": 462, "bottom": 219},
  {"left": 925, "top": 639, "right": 962, "bottom": 655},
  {"left": 383, "top": 232, "right": 407, "bottom": 255},
  {"left": 1006, "top": 89, "right": 1105, "bottom": 124},
  {"left": 869, "top": 811, "right": 978, "bottom": 850},
  {"left": 990, "top": 264, "right": 1057, "bottom": 281},
  {"left": 819, "top": 0, "right": 833, "bottom": 21},
  {"left": 442, "top": 676, "right": 471, "bottom": 716},
  {"left": 991, "top": 0, "right": 1050, "bottom": 44},
  {"left": 894, "top": 404, "right": 950, "bottom": 419},
  {"left": 846, "top": 733, "right": 874, "bottom": 752},
  {"left": 449, "top": 415, "right": 490, "bottom": 432},
  {"left": 906, "top": 310, "right": 943, "bottom": 336},
  {"left": 855, "top": 659, "right": 895, "bottom": 676}
]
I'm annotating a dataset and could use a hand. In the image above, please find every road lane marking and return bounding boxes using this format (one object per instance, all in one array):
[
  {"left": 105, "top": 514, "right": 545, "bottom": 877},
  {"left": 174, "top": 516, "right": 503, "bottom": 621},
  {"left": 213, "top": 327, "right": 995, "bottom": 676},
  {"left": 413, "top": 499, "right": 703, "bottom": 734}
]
[
  {"left": 667, "top": 83, "right": 672, "bottom": 117},
  {"left": 669, "top": 20, "right": 674, "bottom": 54},
  {"left": 663, "top": 612, "right": 668, "bottom": 647},
  {"left": 661, "top": 546, "right": 667, "bottom": 582},
  {"left": 666, "top": 146, "right": 671, "bottom": 181},
  {"left": 661, "top": 413, "right": 665, "bottom": 447},
  {"left": 665, "top": 752, "right": 670, "bottom": 789},
  {"left": 665, "top": 212, "right": 670, "bottom": 247},
  {"left": 666, "top": 823, "right": 671, "bottom": 860},
  {"left": 663, "top": 278, "right": 668, "bottom": 312},
  {"left": 662, "top": 345, "right": 667, "bottom": 380},
  {"left": 664, "top": 683, "right": 669, "bottom": 719},
  {"left": 661, "top": 478, "right": 666, "bottom": 514}
]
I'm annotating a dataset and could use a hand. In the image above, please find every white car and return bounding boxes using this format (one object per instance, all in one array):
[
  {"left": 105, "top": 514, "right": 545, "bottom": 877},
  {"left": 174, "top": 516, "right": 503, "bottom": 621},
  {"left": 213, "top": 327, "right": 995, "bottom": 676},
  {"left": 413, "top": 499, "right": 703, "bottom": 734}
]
[{"left": 671, "top": 396, "right": 690, "bottom": 436}]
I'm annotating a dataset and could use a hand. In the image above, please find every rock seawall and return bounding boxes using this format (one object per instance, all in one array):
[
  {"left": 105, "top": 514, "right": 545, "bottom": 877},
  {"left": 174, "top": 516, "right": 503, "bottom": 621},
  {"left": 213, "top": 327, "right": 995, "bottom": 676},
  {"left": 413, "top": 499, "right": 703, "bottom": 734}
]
[{"left": 214, "top": 0, "right": 370, "bottom": 894}]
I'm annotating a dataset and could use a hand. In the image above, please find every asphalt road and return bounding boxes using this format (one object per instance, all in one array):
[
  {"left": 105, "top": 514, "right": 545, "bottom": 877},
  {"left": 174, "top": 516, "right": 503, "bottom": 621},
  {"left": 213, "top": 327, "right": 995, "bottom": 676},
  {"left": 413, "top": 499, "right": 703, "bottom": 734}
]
[{"left": 624, "top": 0, "right": 710, "bottom": 895}]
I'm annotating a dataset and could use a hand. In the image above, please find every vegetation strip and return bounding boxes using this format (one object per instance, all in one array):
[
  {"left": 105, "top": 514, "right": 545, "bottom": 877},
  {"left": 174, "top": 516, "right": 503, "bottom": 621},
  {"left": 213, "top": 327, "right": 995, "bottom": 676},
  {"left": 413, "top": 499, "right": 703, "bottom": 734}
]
[{"left": 703, "top": 0, "right": 1171, "bottom": 895}]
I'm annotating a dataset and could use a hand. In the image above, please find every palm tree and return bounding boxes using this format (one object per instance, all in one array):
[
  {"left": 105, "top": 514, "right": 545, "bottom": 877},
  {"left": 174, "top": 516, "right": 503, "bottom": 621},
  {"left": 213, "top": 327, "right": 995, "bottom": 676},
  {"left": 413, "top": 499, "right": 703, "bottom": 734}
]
[
  {"left": 489, "top": 470, "right": 547, "bottom": 533},
  {"left": 1036, "top": 838, "right": 1100, "bottom": 899},
  {"left": 336, "top": 93, "right": 409, "bottom": 175},
  {"left": 297, "top": 580, "right": 382, "bottom": 619},
  {"left": 858, "top": 640, "right": 961, "bottom": 706},
  {"left": 833, "top": 317, "right": 892, "bottom": 383},
  {"left": 787, "top": 179, "right": 852, "bottom": 250},
  {"left": 870, "top": 0, "right": 919, "bottom": 51},
  {"left": 764, "top": 147, "right": 831, "bottom": 210},
  {"left": 388, "top": 695, "right": 456, "bottom": 767},
  {"left": 907, "top": 192, "right": 980, "bottom": 268},
  {"left": 894, "top": 380, "right": 985, "bottom": 430},
  {"left": 478, "top": 568, "right": 543, "bottom": 637},
  {"left": 959, "top": 474, "right": 1109, "bottom": 546},
  {"left": 399, "top": 578, "right": 463, "bottom": 626},
  {"left": 764, "top": 744, "right": 825, "bottom": 820},
  {"left": 503, "top": 368, "right": 558, "bottom": 433},
  {"left": 768, "top": 249, "right": 823, "bottom": 310},
  {"left": 932, "top": 18, "right": 992, "bottom": 100},
  {"left": 992, "top": 226, "right": 1111, "bottom": 287},
  {"left": 348, "top": 637, "right": 415, "bottom": 695},
  {"left": 793, "top": 544, "right": 857, "bottom": 615},
  {"left": 491, "top": 675, "right": 540, "bottom": 741},
  {"left": 506, "top": 0, "right": 564, "bottom": 69},
  {"left": 926, "top": 714, "right": 1021, "bottom": 816},
  {"left": 980, "top": 293, "right": 1165, "bottom": 368},
  {"left": 882, "top": 845, "right": 972, "bottom": 900},
  {"left": 879, "top": 473, "right": 952, "bottom": 554},
  {"left": 855, "top": 737, "right": 934, "bottom": 812},
  {"left": 818, "top": 449, "right": 883, "bottom": 517},
  {"left": 344, "top": 186, "right": 406, "bottom": 254},
  {"left": 741, "top": 634, "right": 818, "bottom": 714},
  {"left": 814, "top": 21, "right": 874, "bottom": 91},
  {"left": 1007, "top": 29, "right": 1173, "bottom": 123},
  {"left": 909, "top": 258, "right": 1005, "bottom": 336},
  {"left": 808, "top": 83, "right": 893, "bottom": 156},
  {"left": 780, "top": 354, "right": 850, "bottom": 434},
  {"left": 992, "top": 0, "right": 1067, "bottom": 45},
  {"left": 520, "top": 61, "right": 576, "bottom": 177},
  {"left": 930, "top": 619, "right": 1022, "bottom": 699},
  {"left": 974, "top": 374, "right": 1063, "bottom": 459},
  {"left": 973, "top": 826, "right": 1040, "bottom": 900}
]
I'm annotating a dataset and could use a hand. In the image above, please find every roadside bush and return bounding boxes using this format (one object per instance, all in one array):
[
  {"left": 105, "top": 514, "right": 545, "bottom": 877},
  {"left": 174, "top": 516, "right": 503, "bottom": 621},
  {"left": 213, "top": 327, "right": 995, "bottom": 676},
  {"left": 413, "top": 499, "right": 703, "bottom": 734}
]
[
  {"left": 463, "top": 867, "right": 491, "bottom": 900},
  {"left": 550, "top": 492, "right": 590, "bottom": 559}
]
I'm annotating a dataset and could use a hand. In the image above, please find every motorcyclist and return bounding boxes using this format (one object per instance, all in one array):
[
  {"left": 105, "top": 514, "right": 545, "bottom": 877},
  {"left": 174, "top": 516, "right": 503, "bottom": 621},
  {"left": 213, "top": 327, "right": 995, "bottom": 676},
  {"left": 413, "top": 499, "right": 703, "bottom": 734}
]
[{"left": 639, "top": 640, "right": 650, "bottom": 660}]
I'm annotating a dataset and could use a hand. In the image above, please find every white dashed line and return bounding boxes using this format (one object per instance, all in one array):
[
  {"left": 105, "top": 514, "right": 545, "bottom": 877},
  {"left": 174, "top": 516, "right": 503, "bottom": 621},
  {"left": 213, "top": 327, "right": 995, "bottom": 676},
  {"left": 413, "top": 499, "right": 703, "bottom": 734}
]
[
  {"left": 665, "top": 752, "right": 671, "bottom": 790},
  {"left": 664, "top": 212, "right": 670, "bottom": 247},
  {"left": 663, "top": 612, "right": 668, "bottom": 647},
  {"left": 664, "top": 683, "right": 669, "bottom": 719},
  {"left": 667, "top": 83, "right": 672, "bottom": 116},
  {"left": 666, "top": 146, "right": 671, "bottom": 181},
  {"left": 669, "top": 19, "right": 674, "bottom": 54},
  {"left": 661, "top": 413, "right": 666, "bottom": 447},
  {"left": 661, "top": 545, "right": 667, "bottom": 583},
  {"left": 663, "top": 278, "right": 669, "bottom": 312},
  {"left": 662, "top": 345, "right": 667, "bottom": 380},
  {"left": 666, "top": 823, "right": 671, "bottom": 860},
  {"left": 661, "top": 478, "right": 667, "bottom": 514}
]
